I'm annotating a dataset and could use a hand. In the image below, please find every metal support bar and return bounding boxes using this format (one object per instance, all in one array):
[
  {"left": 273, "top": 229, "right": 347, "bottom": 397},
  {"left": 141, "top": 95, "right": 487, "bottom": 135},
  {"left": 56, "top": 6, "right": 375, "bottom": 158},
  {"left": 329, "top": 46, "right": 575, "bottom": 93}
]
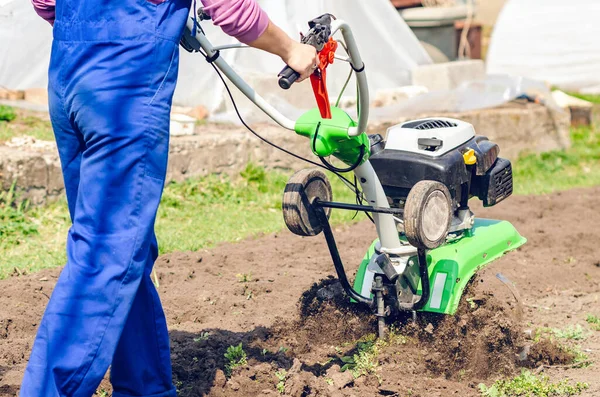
[
  {"left": 315, "top": 206, "right": 374, "bottom": 307},
  {"left": 315, "top": 199, "right": 404, "bottom": 216},
  {"left": 397, "top": 249, "right": 431, "bottom": 311}
]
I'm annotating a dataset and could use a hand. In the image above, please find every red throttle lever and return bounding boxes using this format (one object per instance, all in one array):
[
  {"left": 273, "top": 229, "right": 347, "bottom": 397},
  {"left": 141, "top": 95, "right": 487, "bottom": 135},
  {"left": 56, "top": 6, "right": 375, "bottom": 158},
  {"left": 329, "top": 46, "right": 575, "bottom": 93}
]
[{"left": 310, "top": 38, "right": 338, "bottom": 119}]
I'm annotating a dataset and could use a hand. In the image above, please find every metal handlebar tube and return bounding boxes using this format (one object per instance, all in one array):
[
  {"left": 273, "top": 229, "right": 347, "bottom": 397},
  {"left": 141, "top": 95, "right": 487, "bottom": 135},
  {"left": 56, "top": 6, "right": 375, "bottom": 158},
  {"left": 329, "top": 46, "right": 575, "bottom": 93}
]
[
  {"left": 330, "top": 20, "right": 369, "bottom": 137},
  {"left": 184, "top": 18, "right": 369, "bottom": 134},
  {"left": 184, "top": 18, "right": 296, "bottom": 131},
  {"left": 354, "top": 162, "right": 406, "bottom": 255},
  {"left": 314, "top": 206, "right": 374, "bottom": 307}
]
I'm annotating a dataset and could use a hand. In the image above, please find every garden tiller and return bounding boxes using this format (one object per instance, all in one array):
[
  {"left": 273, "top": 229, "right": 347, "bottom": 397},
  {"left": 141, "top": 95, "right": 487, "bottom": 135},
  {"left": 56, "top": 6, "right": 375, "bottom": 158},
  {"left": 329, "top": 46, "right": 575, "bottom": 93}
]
[{"left": 181, "top": 12, "right": 526, "bottom": 335}]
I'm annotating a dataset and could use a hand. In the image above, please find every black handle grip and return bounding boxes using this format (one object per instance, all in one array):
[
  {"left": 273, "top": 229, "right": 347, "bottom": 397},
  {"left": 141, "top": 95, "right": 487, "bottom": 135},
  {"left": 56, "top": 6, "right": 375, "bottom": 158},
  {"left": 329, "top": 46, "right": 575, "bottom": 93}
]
[{"left": 278, "top": 66, "right": 300, "bottom": 90}]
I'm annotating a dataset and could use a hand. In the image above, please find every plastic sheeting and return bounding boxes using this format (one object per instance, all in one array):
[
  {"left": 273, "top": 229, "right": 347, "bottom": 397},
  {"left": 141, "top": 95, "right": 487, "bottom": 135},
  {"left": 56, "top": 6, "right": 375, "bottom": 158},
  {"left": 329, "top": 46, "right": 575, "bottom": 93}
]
[
  {"left": 0, "top": 0, "right": 52, "bottom": 91},
  {"left": 0, "top": 0, "right": 432, "bottom": 122},
  {"left": 486, "top": 0, "right": 600, "bottom": 94}
]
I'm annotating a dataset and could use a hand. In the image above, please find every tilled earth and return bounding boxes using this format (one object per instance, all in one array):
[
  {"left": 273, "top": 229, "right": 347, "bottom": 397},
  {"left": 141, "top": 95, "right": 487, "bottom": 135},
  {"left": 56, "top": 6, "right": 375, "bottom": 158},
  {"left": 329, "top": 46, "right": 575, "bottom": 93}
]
[{"left": 2, "top": 187, "right": 600, "bottom": 396}]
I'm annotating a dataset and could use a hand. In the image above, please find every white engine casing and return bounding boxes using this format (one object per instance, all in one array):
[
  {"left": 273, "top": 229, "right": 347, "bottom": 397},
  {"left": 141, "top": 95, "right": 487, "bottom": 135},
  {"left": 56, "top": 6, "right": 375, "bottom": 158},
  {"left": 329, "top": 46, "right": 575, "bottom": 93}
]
[{"left": 384, "top": 118, "right": 476, "bottom": 158}]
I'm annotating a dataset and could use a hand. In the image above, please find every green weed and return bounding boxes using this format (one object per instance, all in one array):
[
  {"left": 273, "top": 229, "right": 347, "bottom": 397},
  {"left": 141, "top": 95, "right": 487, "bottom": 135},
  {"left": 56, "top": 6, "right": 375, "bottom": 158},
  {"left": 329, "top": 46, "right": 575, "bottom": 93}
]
[
  {"left": 552, "top": 325, "right": 589, "bottom": 341},
  {"left": 534, "top": 325, "right": 589, "bottom": 342},
  {"left": 224, "top": 343, "right": 247, "bottom": 377},
  {"left": 236, "top": 273, "right": 252, "bottom": 283},
  {"left": 586, "top": 314, "right": 600, "bottom": 331},
  {"left": 340, "top": 334, "right": 381, "bottom": 380},
  {"left": 275, "top": 369, "right": 287, "bottom": 394},
  {"left": 193, "top": 332, "right": 210, "bottom": 342},
  {"left": 479, "top": 370, "right": 588, "bottom": 397}
]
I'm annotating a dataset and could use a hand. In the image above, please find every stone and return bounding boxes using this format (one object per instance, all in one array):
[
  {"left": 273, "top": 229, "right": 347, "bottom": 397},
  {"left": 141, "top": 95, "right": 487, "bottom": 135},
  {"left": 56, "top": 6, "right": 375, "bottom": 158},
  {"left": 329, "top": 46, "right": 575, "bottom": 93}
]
[
  {"left": 411, "top": 60, "right": 486, "bottom": 91},
  {"left": 0, "top": 102, "right": 571, "bottom": 205},
  {"left": 325, "top": 365, "right": 354, "bottom": 389},
  {"left": 186, "top": 105, "right": 208, "bottom": 121},
  {"left": 213, "top": 369, "right": 227, "bottom": 388},
  {"left": 24, "top": 88, "right": 49, "bottom": 106}
]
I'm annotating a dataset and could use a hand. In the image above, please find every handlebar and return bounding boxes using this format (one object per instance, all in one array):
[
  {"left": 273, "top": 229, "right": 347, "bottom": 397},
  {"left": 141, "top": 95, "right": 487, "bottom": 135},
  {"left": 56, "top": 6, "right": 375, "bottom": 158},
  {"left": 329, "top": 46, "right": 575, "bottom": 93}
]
[
  {"left": 182, "top": 16, "right": 369, "bottom": 136},
  {"left": 277, "top": 66, "right": 300, "bottom": 90}
]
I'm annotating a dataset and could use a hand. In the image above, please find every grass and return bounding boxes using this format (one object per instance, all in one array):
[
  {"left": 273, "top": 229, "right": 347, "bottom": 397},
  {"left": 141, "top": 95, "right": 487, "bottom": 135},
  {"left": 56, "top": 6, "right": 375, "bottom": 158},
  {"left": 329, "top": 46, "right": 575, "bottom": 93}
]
[
  {"left": 0, "top": 107, "right": 54, "bottom": 142},
  {"left": 479, "top": 370, "right": 588, "bottom": 397},
  {"left": 564, "top": 92, "right": 600, "bottom": 105},
  {"left": 2, "top": 122, "right": 600, "bottom": 278},
  {"left": 512, "top": 126, "right": 600, "bottom": 195},
  {"left": 0, "top": 163, "right": 362, "bottom": 279}
]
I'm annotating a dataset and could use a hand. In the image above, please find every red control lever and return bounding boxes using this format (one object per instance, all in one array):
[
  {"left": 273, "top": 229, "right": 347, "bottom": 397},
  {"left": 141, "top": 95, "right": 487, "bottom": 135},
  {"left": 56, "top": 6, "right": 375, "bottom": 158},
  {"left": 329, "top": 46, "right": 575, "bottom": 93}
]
[{"left": 310, "top": 38, "right": 338, "bottom": 119}]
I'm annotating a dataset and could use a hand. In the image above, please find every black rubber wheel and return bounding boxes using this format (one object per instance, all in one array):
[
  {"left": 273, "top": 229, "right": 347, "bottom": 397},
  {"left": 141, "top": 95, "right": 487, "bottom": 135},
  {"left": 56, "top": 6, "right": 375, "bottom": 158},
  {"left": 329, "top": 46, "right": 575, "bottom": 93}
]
[
  {"left": 282, "top": 168, "right": 333, "bottom": 236},
  {"left": 404, "top": 180, "right": 452, "bottom": 250}
]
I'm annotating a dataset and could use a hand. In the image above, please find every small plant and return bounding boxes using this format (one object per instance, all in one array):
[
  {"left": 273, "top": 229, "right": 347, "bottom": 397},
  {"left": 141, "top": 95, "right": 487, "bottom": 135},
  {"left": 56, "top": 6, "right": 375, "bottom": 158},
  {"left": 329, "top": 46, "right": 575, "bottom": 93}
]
[
  {"left": 552, "top": 324, "right": 589, "bottom": 341},
  {"left": 224, "top": 343, "right": 247, "bottom": 377},
  {"left": 535, "top": 325, "right": 589, "bottom": 342},
  {"left": 275, "top": 369, "right": 287, "bottom": 394},
  {"left": 563, "top": 345, "right": 592, "bottom": 368},
  {"left": 586, "top": 314, "right": 600, "bottom": 331},
  {"left": 479, "top": 370, "right": 588, "bottom": 397},
  {"left": 340, "top": 335, "right": 381, "bottom": 380},
  {"left": 278, "top": 346, "right": 289, "bottom": 353},
  {"left": 324, "top": 377, "right": 334, "bottom": 386},
  {"left": 236, "top": 273, "right": 252, "bottom": 283},
  {"left": 466, "top": 297, "right": 477, "bottom": 309},
  {"left": 95, "top": 389, "right": 109, "bottom": 397},
  {"left": 193, "top": 332, "right": 210, "bottom": 342},
  {"left": 0, "top": 105, "right": 16, "bottom": 122}
]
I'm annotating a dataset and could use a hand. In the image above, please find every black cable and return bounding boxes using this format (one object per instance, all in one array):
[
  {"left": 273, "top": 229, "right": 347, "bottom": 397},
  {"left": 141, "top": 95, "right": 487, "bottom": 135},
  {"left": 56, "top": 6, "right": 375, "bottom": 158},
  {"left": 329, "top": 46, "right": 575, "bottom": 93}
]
[
  {"left": 319, "top": 145, "right": 365, "bottom": 173},
  {"left": 203, "top": 51, "right": 375, "bottom": 222}
]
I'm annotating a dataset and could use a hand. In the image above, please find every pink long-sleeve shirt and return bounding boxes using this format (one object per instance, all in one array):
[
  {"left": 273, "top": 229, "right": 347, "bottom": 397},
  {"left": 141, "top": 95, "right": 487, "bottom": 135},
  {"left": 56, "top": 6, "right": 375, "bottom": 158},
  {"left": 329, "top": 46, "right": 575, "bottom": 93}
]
[{"left": 31, "top": 0, "right": 269, "bottom": 44}]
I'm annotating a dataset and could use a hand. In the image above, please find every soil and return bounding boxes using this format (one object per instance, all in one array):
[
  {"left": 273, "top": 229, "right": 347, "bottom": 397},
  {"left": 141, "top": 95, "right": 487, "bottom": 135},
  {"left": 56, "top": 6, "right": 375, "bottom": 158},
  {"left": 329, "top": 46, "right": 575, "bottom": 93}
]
[{"left": 2, "top": 187, "right": 600, "bottom": 396}]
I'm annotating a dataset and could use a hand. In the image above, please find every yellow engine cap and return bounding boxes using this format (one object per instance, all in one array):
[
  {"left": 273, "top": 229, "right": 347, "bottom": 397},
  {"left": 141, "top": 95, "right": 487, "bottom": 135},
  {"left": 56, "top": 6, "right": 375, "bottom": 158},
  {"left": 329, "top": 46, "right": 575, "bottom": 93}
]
[{"left": 463, "top": 149, "right": 476, "bottom": 165}]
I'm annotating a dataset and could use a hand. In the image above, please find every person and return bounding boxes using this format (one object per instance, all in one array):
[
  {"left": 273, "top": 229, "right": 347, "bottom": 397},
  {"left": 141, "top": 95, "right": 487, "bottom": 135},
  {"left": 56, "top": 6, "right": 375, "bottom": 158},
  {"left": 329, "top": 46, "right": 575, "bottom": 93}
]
[{"left": 21, "top": 0, "right": 318, "bottom": 395}]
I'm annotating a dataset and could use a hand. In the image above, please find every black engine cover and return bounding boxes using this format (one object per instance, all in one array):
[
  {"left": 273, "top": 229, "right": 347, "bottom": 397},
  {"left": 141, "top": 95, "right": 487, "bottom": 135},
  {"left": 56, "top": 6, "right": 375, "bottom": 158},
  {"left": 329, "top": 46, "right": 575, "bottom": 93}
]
[{"left": 369, "top": 135, "right": 511, "bottom": 208}]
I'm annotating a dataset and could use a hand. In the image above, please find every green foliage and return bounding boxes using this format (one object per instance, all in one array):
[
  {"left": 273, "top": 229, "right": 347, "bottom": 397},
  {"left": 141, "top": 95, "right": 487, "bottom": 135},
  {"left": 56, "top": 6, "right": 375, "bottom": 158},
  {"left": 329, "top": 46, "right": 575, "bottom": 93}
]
[
  {"left": 193, "top": 332, "right": 210, "bottom": 342},
  {"left": 552, "top": 325, "right": 589, "bottom": 341},
  {"left": 563, "top": 345, "right": 592, "bottom": 368},
  {"left": 224, "top": 343, "right": 247, "bottom": 377},
  {"left": 0, "top": 182, "right": 38, "bottom": 249},
  {"left": 0, "top": 105, "right": 17, "bottom": 122},
  {"left": 479, "top": 370, "right": 588, "bottom": 397},
  {"left": 340, "top": 334, "right": 381, "bottom": 379},
  {"left": 586, "top": 314, "right": 600, "bottom": 331},
  {"left": 275, "top": 369, "right": 287, "bottom": 394}
]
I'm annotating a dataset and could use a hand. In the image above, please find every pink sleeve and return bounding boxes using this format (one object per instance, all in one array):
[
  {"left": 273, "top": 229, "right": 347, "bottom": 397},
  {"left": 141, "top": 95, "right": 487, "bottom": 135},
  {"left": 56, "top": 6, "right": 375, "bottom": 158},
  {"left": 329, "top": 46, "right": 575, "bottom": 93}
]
[
  {"left": 200, "top": 0, "right": 269, "bottom": 44},
  {"left": 31, "top": 0, "right": 55, "bottom": 25}
]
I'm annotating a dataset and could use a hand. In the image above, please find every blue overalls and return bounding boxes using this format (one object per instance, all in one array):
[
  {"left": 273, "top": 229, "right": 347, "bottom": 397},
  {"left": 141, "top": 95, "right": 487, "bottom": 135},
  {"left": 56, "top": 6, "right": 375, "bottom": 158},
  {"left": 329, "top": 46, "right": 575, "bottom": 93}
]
[{"left": 20, "top": 0, "right": 191, "bottom": 394}]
